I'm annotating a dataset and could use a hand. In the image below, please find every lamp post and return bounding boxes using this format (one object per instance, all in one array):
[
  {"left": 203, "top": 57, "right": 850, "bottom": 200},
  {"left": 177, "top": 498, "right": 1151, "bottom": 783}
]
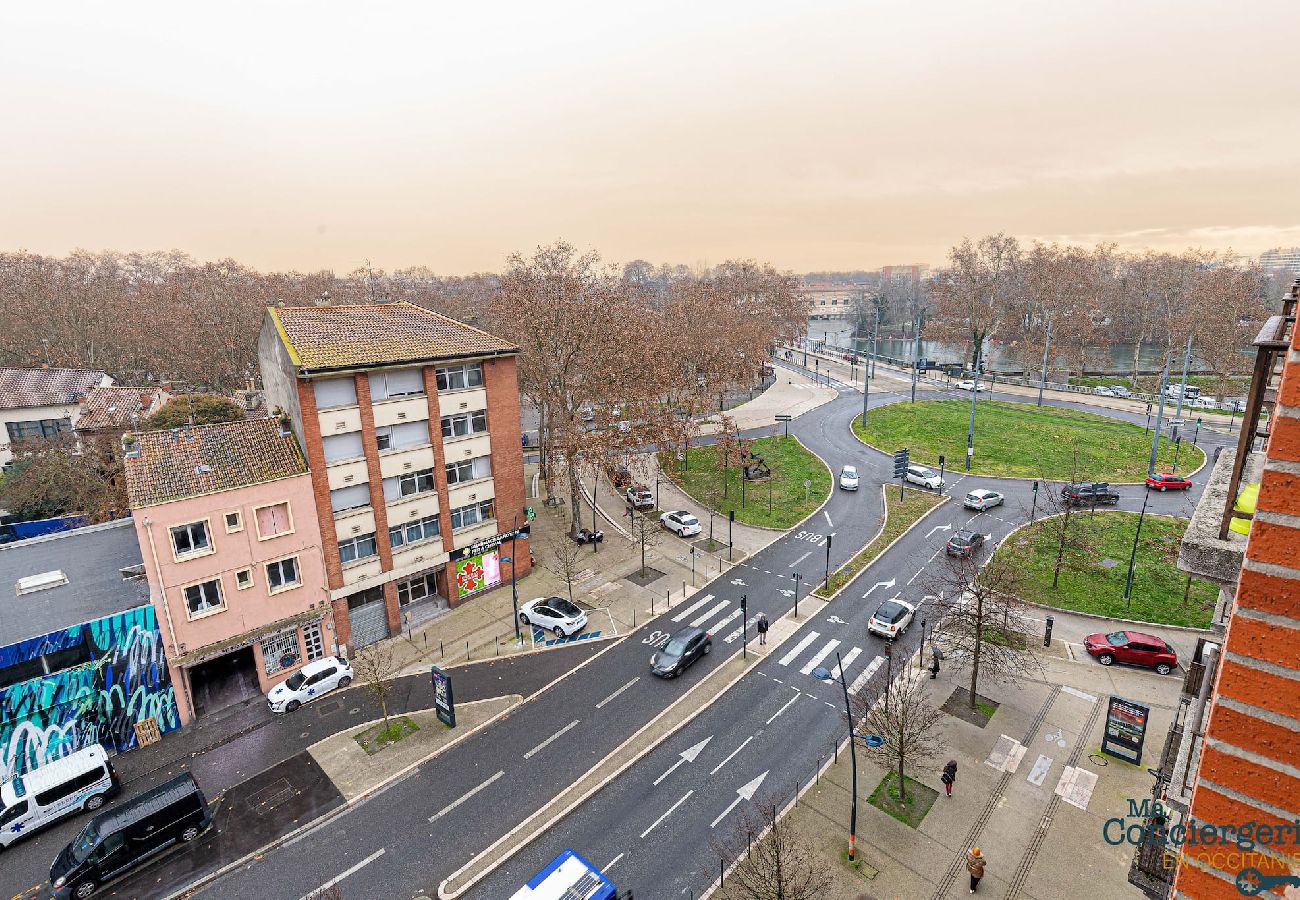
[
  {"left": 966, "top": 345, "right": 981, "bottom": 471},
  {"left": 506, "top": 515, "right": 521, "bottom": 641},
  {"left": 1123, "top": 491, "right": 1151, "bottom": 606},
  {"left": 884, "top": 641, "right": 893, "bottom": 711},
  {"left": 1036, "top": 320, "right": 1052, "bottom": 407},
  {"left": 812, "top": 653, "right": 858, "bottom": 862},
  {"left": 1147, "top": 354, "right": 1172, "bottom": 478}
]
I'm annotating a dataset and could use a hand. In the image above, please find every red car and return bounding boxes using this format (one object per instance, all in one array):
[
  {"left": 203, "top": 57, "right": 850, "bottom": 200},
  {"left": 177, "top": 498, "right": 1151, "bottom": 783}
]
[
  {"left": 1146, "top": 472, "right": 1192, "bottom": 491},
  {"left": 1083, "top": 630, "right": 1178, "bottom": 675}
]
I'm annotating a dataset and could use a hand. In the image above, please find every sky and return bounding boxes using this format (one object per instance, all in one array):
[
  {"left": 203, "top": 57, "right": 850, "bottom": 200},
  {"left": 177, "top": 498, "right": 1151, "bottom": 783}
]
[{"left": 3, "top": 1, "right": 1298, "bottom": 275}]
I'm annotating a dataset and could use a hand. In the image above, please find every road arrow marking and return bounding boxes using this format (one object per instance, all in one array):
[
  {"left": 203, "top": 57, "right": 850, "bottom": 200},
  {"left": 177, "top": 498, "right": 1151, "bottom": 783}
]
[
  {"left": 862, "top": 578, "right": 896, "bottom": 599},
  {"left": 826, "top": 615, "right": 847, "bottom": 625},
  {"left": 710, "top": 771, "right": 769, "bottom": 828},
  {"left": 778, "top": 589, "right": 794, "bottom": 598},
  {"left": 653, "top": 735, "right": 714, "bottom": 786},
  {"left": 926, "top": 524, "right": 953, "bottom": 538},
  {"left": 730, "top": 578, "right": 747, "bottom": 586},
  {"left": 641, "top": 789, "right": 694, "bottom": 838}
]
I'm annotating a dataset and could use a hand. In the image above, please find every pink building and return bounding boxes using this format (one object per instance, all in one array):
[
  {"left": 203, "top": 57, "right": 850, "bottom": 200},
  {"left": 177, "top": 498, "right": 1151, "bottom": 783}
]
[{"left": 123, "top": 418, "right": 334, "bottom": 724}]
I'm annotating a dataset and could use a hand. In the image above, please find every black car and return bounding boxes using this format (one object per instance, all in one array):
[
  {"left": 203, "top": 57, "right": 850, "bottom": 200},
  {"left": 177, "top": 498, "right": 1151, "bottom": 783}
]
[
  {"left": 1061, "top": 482, "right": 1120, "bottom": 506},
  {"left": 651, "top": 626, "right": 712, "bottom": 678},
  {"left": 945, "top": 529, "right": 986, "bottom": 557}
]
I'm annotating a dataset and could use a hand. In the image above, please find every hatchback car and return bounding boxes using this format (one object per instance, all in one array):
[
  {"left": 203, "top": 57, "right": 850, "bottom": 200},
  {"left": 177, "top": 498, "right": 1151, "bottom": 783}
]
[
  {"left": 1091, "top": 386, "right": 1115, "bottom": 396},
  {"left": 954, "top": 379, "right": 986, "bottom": 392},
  {"left": 660, "top": 510, "right": 702, "bottom": 537},
  {"left": 519, "top": 596, "right": 588, "bottom": 638},
  {"left": 867, "top": 598, "right": 916, "bottom": 639},
  {"left": 1083, "top": 631, "right": 1178, "bottom": 675},
  {"left": 267, "top": 656, "right": 353, "bottom": 713},
  {"left": 1145, "top": 472, "right": 1192, "bottom": 492},
  {"left": 626, "top": 485, "right": 655, "bottom": 509},
  {"left": 945, "top": 529, "right": 986, "bottom": 557},
  {"left": 1109, "top": 386, "right": 1134, "bottom": 398},
  {"left": 963, "top": 489, "right": 1004, "bottom": 511},
  {"left": 651, "top": 626, "right": 711, "bottom": 678},
  {"left": 905, "top": 464, "right": 943, "bottom": 490},
  {"left": 839, "top": 465, "right": 859, "bottom": 491}
]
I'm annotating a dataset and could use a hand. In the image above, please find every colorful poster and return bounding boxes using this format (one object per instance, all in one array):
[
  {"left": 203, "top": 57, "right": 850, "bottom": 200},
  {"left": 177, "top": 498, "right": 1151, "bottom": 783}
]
[{"left": 454, "top": 550, "right": 502, "bottom": 599}]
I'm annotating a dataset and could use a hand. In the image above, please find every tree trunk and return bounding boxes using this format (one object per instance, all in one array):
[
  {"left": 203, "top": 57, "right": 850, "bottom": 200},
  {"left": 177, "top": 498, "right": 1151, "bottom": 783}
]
[
  {"left": 969, "top": 594, "right": 983, "bottom": 709},
  {"left": 567, "top": 456, "right": 584, "bottom": 535}
]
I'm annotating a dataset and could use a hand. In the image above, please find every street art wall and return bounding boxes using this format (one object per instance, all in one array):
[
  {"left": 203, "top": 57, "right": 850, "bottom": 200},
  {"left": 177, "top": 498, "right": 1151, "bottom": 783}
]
[{"left": 0, "top": 605, "right": 177, "bottom": 777}]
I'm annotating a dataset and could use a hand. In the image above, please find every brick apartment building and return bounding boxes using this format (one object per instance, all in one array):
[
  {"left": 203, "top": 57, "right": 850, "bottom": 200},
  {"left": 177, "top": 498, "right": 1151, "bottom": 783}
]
[{"left": 258, "top": 301, "right": 530, "bottom": 651}]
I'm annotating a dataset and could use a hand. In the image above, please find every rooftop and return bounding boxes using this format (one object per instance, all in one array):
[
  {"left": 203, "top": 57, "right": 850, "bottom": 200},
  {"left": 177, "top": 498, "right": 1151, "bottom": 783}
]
[
  {"left": 123, "top": 417, "right": 307, "bottom": 508},
  {"left": 0, "top": 367, "right": 110, "bottom": 411},
  {"left": 76, "top": 386, "right": 167, "bottom": 431},
  {"left": 0, "top": 519, "right": 147, "bottom": 646},
  {"left": 267, "top": 301, "right": 518, "bottom": 373}
]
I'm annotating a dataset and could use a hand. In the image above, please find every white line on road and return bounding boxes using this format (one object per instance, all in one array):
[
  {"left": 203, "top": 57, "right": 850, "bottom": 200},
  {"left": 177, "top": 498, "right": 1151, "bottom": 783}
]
[
  {"left": 710, "top": 736, "right": 754, "bottom": 774},
  {"left": 792, "top": 551, "right": 811, "bottom": 567},
  {"left": 672, "top": 594, "right": 715, "bottom": 623},
  {"left": 706, "top": 607, "right": 743, "bottom": 634},
  {"left": 524, "top": 720, "right": 580, "bottom": 759},
  {"left": 299, "top": 849, "right": 385, "bottom": 900},
  {"left": 690, "top": 599, "right": 731, "bottom": 627},
  {"left": 604, "top": 853, "right": 624, "bottom": 871},
  {"left": 823, "top": 510, "right": 833, "bottom": 527},
  {"left": 596, "top": 677, "right": 640, "bottom": 709},
  {"left": 766, "top": 693, "right": 800, "bottom": 724},
  {"left": 834, "top": 646, "right": 863, "bottom": 680},
  {"left": 778, "top": 631, "right": 820, "bottom": 667},
  {"left": 800, "top": 639, "right": 842, "bottom": 675},
  {"left": 428, "top": 771, "right": 505, "bottom": 823},
  {"left": 640, "top": 790, "right": 693, "bottom": 839},
  {"left": 848, "top": 655, "right": 884, "bottom": 696}
]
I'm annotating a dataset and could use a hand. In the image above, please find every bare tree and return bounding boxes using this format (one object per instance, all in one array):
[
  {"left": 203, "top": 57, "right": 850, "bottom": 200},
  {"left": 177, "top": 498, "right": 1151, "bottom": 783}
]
[
  {"left": 709, "top": 796, "right": 832, "bottom": 900},
  {"left": 630, "top": 507, "right": 663, "bottom": 577},
  {"left": 851, "top": 668, "right": 945, "bottom": 803},
  {"left": 350, "top": 640, "right": 402, "bottom": 738},
  {"left": 541, "top": 521, "right": 588, "bottom": 605},
  {"left": 1031, "top": 476, "right": 1100, "bottom": 589},
  {"left": 930, "top": 234, "right": 1022, "bottom": 369}
]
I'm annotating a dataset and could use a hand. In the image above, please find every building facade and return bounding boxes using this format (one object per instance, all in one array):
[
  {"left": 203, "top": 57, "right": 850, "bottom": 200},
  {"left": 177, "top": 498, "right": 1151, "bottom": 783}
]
[
  {"left": 124, "top": 418, "right": 333, "bottom": 725},
  {"left": 0, "top": 367, "right": 112, "bottom": 467},
  {"left": 258, "top": 301, "right": 530, "bottom": 651}
]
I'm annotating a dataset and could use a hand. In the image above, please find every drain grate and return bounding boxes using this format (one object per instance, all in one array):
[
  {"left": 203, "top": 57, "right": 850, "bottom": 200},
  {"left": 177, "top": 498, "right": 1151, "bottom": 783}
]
[{"left": 246, "top": 777, "right": 295, "bottom": 815}]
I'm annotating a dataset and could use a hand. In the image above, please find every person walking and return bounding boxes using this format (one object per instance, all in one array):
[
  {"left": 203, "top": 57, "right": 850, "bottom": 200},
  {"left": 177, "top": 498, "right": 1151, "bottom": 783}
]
[
  {"left": 967, "top": 847, "right": 986, "bottom": 893},
  {"left": 756, "top": 612, "right": 769, "bottom": 645},
  {"left": 942, "top": 760, "right": 957, "bottom": 797},
  {"left": 930, "top": 642, "right": 943, "bottom": 679}
]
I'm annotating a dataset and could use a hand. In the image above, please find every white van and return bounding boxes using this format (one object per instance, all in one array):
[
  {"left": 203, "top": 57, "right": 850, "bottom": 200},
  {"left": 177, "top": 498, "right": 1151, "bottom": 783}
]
[
  {"left": 1191, "top": 397, "right": 1218, "bottom": 410},
  {"left": 0, "top": 745, "right": 121, "bottom": 848}
]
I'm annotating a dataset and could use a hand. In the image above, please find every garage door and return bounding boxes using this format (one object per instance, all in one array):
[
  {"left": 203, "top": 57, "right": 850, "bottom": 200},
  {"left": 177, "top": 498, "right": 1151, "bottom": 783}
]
[{"left": 349, "top": 596, "right": 391, "bottom": 649}]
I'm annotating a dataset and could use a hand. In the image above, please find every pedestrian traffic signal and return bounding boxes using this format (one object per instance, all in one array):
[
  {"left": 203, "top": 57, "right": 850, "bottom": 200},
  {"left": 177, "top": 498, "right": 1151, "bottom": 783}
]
[{"left": 893, "top": 448, "right": 909, "bottom": 479}]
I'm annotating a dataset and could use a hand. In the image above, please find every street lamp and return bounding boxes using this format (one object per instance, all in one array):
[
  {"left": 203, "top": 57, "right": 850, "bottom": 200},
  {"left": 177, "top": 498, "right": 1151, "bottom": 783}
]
[
  {"left": 505, "top": 514, "right": 522, "bottom": 641},
  {"left": 812, "top": 652, "right": 858, "bottom": 861},
  {"left": 1123, "top": 491, "right": 1151, "bottom": 606}
]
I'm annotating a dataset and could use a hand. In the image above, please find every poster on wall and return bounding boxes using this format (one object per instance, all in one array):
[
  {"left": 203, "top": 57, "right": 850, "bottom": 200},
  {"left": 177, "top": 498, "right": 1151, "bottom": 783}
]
[{"left": 454, "top": 550, "right": 501, "bottom": 599}]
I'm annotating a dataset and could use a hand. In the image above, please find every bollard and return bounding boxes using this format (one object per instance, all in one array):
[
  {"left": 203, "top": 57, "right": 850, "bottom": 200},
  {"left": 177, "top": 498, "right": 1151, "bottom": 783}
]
[
  {"left": 1044, "top": 614, "right": 1055, "bottom": 647},
  {"left": 650, "top": 594, "right": 655, "bottom": 615},
  {"left": 466, "top": 640, "right": 470, "bottom": 661},
  {"left": 632, "top": 606, "right": 636, "bottom": 628},
  {"left": 667, "top": 589, "right": 670, "bottom": 611},
  {"left": 440, "top": 640, "right": 444, "bottom": 658},
  {"left": 682, "top": 581, "right": 686, "bottom": 601}
]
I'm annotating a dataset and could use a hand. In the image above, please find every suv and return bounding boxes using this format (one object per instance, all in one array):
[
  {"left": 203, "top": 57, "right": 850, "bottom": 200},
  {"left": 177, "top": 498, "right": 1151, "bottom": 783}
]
[
  {"left": 1083, "top": 631, "right": 1178, "bottom": 675},
  {"left": 626, "top": 485, "right": 654, "bottom": 509},
  {"left": 945, "top": 529, "right": 986, "bottom": 557},
  {"left": 1061, "top": 482, "right": 1120, "bottom": 506}
]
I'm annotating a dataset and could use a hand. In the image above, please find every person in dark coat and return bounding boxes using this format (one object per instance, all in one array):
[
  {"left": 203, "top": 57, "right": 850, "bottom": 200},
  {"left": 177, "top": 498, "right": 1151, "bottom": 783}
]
[
  {"left": 942, "top": 759, "right": 957, "bottom": 797},
  {"left": 967, "top": 847, "right": 986, "bottom": 892},
  {"left": 756, "top": 612, "right": 769, "bottom": 645},
  {"left": 930, "top": 643, "right": 943, "bottom": 679}
]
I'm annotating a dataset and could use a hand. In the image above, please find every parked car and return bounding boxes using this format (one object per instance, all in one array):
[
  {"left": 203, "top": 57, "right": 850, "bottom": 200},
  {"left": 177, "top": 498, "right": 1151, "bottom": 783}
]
[
  {"left": 575, "top": 527, "right": 604, "bottom": 545},
  {"left": 1191, "top": 397, "right": 1218, "bottom": 410},
  {"left": 962, "top": 489, "right": 1004, "bottom": 511},
  {"left": 1061, "top": 482, "right": 1120, "bottom": 506},
  {"left": 1083, "top": 630, "right": 1178, "bottom": 675},
  {"left": 660, "top": 510, "right": 701, "bottom": 537},
  {"left": 1091, "top": 386, "right": 1115, "bottom": 396},
  {"left": 267, "top": 656, "right": 354, "bottom": 713},
  {"left": 1146, "top": 472, "right": 1192, "bottom": 492},
  {"left": 651, "top": 626, "right": 711, "bottom": 678},
  {"left": 519, "top": 596, "right": 588, "bottom": 638},
  {"left": 50, "top": 773, "right": 212, "bottom": 900},
  {"left": 839, "top": 465, "right": 859, "bottom": 491},
  {"left": 1222, "top": 398, "right": 1247, "bottom": 412},
  {"left": 626, "top": 485, "right": 654, "bottom": 509},
  {"left": 905, "top": 464, "right": 943, "bottom": 490},
  {"left": 954, "top": 379, "right": 986, "bottom": 392},
  {"left": 0, "top": 746, "right": 120, "bottom": 849},
  {"left": 1109, "top": 386, "right": 1134, "bottom": 398},
  {"left": 868, "top": 598, "right": 916, "bottom": 639},
  {"left": 945, "top": 529, "right": 986, "bottom": 558}
]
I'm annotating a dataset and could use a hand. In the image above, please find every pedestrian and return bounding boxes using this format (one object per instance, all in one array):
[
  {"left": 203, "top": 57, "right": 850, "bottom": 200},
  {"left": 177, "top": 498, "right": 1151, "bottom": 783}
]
[
  {"left": 756, "top": 612, "right": 769, "bottom": 645},
  {"left": 967, "top": 847, "right": 985, "bottom": 893},
  {"left": 930, "top": 642, "right": 943, "bottom": 679},
  {"left": 942, "top": 760, "right": 957, "bottom": 797}
]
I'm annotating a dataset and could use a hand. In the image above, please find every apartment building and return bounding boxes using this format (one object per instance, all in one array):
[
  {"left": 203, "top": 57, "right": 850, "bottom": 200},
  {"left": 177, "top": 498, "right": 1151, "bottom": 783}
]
[{"left": 258, "top": 301, "right": 529, "bottom": 650}]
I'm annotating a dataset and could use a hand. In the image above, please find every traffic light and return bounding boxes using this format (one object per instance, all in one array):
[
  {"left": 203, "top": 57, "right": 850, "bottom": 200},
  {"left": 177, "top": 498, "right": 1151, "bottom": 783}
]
[{"left": 893, "top": 448, "right": 910, "bottom": 479}]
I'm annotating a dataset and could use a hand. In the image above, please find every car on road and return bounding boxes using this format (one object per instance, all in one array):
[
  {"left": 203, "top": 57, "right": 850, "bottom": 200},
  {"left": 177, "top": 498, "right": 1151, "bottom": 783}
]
[
  {"left": 839, "top": 465, "right": 859, "bottom": 491},
  {"left": 1061, "top": 481, "right": 1120, "bottom": 506},
  {"left": 0, "top": 745, "right": 120, "bottom": 849},
  {"left": 1083, "top": 630, "right": 1178, "bottom": 675},
  {"left": 905, "top": 464, "right": 943, "bottom": 490},
  {"left": 1145, "top": 472, "right": 1192, "bottom": 492},
  {"left": 1222, "top": 398, "right": 1247, "bottom": 412},
  {"left": 1191, "top": 396, "right": 1218, "bottom": 410},
  {"left": 962, "top": 488, "right": 1004, "bottom": 511},
  {"left": 945, "top": 529, "right": 987, "bottom": 557},
  {"left": 519, "top": 596, "right": 588, "bottom": 638},
  {"left": 1092, "top": 386, "right": 1115, "bottom": 396},
  {"left": 660, "top": 510, "right": 701, "bottom": 537},
  {"left": 651, "top": 626, "right": 712, "bottom": 678},
  {"left": 954, "top": 379, "right": 987, "bottom": 392},
  {"left": 868, "top": 598, "right": 916, "bottom": 639},
  {"left": 267, "top": 656, "right": 354, "bottom": 713},
  {"left": 626, "top": 485, "right": 655, "bottom": 509},
  {"left": 1109, "top": 385, "right": 1134, "bottom": 398}
]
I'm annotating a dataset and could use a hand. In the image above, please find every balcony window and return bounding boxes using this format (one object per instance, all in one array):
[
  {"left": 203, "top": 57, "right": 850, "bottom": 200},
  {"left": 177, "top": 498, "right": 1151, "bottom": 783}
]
[
  {"left": 446, "top": 456, "right": 492, "bottom": 486},
  {"left": 375, "top": 421, "right": 429, "bottom": 452},
  {"left": 183, "top": 578, "right": 225, "bottom": 618},
  {"left": 322, "top": 431, "right": 364, "bottom": 463},
  {"left": 450, "top": 499, "right": 495, "bottom": 531},
  {"left": 435, "top": 363, "right": 484, "bottom": 392},
  {"left": 330, "top": 483, "right": 372, "bottom": 514},
  {"left": 170, "top": 520, "right": 211, "bottom": 558},
  {"left": 313, "top": 377, "right": 357, "bottom": 410},
  {"left": 383, "top": 467, "right": 436, "bottom": 501},
  {"left": 389, "top": 514, "right": 441, "bottom": 549},
  {"left": 369, "top": 367, "right": 425, "bottom": 402},
  {"left": 338, "top": 532, "right": 378, "bottom": 565},
  {"left": 441, "top": 410, "right": 488, "bottom": 440}
]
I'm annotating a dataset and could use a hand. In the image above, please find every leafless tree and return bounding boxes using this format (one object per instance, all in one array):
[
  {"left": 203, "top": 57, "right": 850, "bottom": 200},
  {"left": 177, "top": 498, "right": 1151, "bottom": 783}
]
[
  {"left": 709, "top": 796, "right": 832, "bottom": 900},
  {"left": 929, "top": 234, "right": 1022, "bottom": 369},
  {"left": 350, "top": 640, "right": 403, "bottom": 738},
  {"left": 1031, "top": 476, "right": 1100, "bottom": 589},
  {"left": 630, "top": 507, "right": 662, "bottom": 577},
  {"left": 851, "top": 667, "right": 945, "bottom": 803},
  {"left": 541, "top": 517, "right": 588, "bottom": 605}
]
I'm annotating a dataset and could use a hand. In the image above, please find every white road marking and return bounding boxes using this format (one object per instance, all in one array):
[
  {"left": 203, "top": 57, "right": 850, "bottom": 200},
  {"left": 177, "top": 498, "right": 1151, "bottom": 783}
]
[
  {"left": 848, "top": 655, "right": 883, "bottom": 696},
  {"left": 800, "top": 639, "right": 842, "bottom": 675},
  {"left": 640, "top": 790, "right": 693, "bottom": 839},
  {"left": 710, "top": 771, "right": 769, "bottom": 828},
  {"left": 428, "top": 771, "right": 504, "bottom": 823},
  {"left": 596, "top": 677, "right": 640, "bottom": 709},
  {"left": 524, "top": 719, "right": 580, "bottom": 759},
  {"left": 710, "top": 736, "right": 754, "bottom": 775},
  {"left": 766, "top": 693, "right": 800, "bottom": 724},
  {"left": 672, "top": 593, "right": 715, "bottom": 622},
  {"left": 723, "top": 615, "right": 760, "bottom": 644},
  {"left": 299, "top": 849, "right": 385, "bottom": 900},
  {"left": 792, "top": 551, "right": 811, "bottom": 566},
  {"left": 706, "top": 607, "right": 743, "bottom": 634},
  {"left": 691, "top": 599, "right": 731, "bottom": 627},
  {"left": 604, "top": 853, "right": 625, "bottom": 872},
  {"left": 823, "top": 510, "right": 833, "bottom": 527},
  {"left": 834, "top": 647, "right": 863, "bottom": 680},
  {"left": 653, "top": 736, "right": 713, "bottom": 786},
  {"left": 778, "top": 631, "right": 820, "bottom": 667}
]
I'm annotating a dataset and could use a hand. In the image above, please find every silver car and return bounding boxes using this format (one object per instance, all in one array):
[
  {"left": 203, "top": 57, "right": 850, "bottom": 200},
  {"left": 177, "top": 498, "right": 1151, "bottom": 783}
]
[
  {"left": 963, "top": 489, "right": 1004, "bottom": 511},
  {"left": 905, "top": 464, "right": 943, "bottom": 490},
  {"left": 839, "top": 465, "right": 859, "bottom": 491}
]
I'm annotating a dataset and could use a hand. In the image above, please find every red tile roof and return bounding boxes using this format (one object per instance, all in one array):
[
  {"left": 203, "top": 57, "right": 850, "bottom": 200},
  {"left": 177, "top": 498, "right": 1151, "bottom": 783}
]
[
  {"left": 0, "top": 367, "right": 109, "bottom": 411},
  {"left": 76, "top": 386, "right": 167, "bottom": 431}
]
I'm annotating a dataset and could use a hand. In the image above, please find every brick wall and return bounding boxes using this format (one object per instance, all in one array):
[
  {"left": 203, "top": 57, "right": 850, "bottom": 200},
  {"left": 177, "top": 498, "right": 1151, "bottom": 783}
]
[
  {"left": 484, "top": 355, "right": 532, "bottom": 586},
  {"left": 296, "top": 379, "right": 344, "bottom": 591}
]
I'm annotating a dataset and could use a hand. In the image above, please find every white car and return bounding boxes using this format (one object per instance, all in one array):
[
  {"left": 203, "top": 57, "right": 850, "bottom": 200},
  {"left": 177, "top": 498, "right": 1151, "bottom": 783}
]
[
  {"left": 955, "top": 380, "right": 986, "bottom": 392},
  {"left": 661, "top": 509, "right": 702, "bottom": 537},
  {"left": 868, "top": 598, "right": 917, "bottom": 639},
  {"left": 963, "top": 488, "right": 1004, "bottom": 511},
  {"left": 519, "top": 595, "right": 588, "bottom": 638},
  {"left": 1091, "top": 386, "right": 1115, "bottom": 396},
  {"left": 626, "top": 485, "right": 655, "bottom": 509},
  {"left": 268, "top": 656, "right": 354, "bottom": 713},
  {"left": 839, "top": 465, "right": 859, "bottom": 491},
  {"left": 905, "top": 464, "right": 943, "bottom": 490}
]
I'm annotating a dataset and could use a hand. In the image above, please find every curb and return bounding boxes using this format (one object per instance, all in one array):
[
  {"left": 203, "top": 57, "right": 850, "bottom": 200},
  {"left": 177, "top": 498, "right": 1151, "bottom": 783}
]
[{"left": 812, "top": 490, "right": 951, "bottom": 602}]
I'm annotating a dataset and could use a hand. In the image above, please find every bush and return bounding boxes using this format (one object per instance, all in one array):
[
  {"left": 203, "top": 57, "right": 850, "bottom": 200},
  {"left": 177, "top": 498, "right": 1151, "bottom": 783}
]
[{"left": 144, "top": 394, "right": 246, "bottom": 429}]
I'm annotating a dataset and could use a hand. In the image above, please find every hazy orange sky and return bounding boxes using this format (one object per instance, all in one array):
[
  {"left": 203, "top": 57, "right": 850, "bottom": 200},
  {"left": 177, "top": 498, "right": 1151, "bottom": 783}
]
[{"left": 4, "top": 1, "right": 1298, "bottom": 274}]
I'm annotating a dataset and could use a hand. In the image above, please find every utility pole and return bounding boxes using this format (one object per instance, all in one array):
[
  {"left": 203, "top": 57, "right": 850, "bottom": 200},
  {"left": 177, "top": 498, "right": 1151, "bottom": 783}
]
[
  {"left": 1123, "top": 491, "right": 1151, "bottom": 605},
  {"left": 1147, "top": 354, "right": 1172, "bottom": 477},
  {"left": 1175, "top": 334, "right": 1193, "bottom": 421},
  {"left": 837, "top": 651, "right": 858, "bottom": 862},
  {"left": 910, "top": 315, "right": 922, "bottom": 403},
  {"left": 1037, "top": 321, "right": 1052, "bottom": 407},
  {"left": 966, "top": 343, "right": 981, "bottom": 471},
  {"left": 871, "top": 303, "right": 880, "bottom": 379}
]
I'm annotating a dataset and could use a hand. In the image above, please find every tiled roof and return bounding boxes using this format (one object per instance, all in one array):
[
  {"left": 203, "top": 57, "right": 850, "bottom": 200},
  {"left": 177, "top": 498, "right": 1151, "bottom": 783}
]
[
  {"left": 269, "top": 301, "right": 518, "bottom": 371},
  {"left": 0, "top": 367, "right": 109, "bottom": 410},
  {"left": 124, "top": 418, "right": 307, "bottom": 508},
  {"left": 76, "top": 386, "right": 166, "bottom": 431}
]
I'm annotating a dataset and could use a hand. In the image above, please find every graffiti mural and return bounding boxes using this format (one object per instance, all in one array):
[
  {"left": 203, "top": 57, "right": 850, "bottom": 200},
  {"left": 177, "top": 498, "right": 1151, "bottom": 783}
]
[{"left": 0, "top": 605, "right": 177, "bottom": 778}]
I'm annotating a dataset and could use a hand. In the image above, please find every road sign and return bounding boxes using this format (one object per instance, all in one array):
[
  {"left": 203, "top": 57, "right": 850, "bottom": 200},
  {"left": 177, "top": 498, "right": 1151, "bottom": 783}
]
[
  {"left": 431, "top": 665, "right": 456, "bottom": 727},
  {"left": 774, "top": 414, "right": 792, "bottom": 422},
  {"left": 892, "top": 448, "right": 910, "bottom": 479}
]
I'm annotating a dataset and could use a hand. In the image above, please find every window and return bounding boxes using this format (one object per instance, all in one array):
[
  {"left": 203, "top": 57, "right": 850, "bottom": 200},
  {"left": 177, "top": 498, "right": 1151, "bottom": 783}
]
[
  {"left": 313, "top": 377, "right": 358, "bottom": 410},
  {"left": 5, "top": 418, "right": 72, "bottom": 443},
  {"left": 0, "top": 801, "right": 28, "bottom": 827},
  {"left": 261, "top": 630, "right": 300, "bottom": 675},
  {"left": 35, "top": 768, "right": 105, "bottom": 807},
  {"left": 224, "top": 511, "right": 243, "bottom": 533},
  {"left": 369, "top": 367, "right": 425, "bottom": 402},
  {"left": 170, "top": 521, "right": 210, "bottom": 557},
  {"left": 322, "top": 431, "right": 364, "bottom": 463},
  {"left": 383, "top": 468, "right": 435, "bottom": 502},
  {"left": 450, "top": 499, "right": 495, "bottom": 531},
  {"left": 398, "top": 572, "right": 440, "bottom": 606},
  {"left": 338, "top": 532, "right": 378, "bottom": 565},
  {"left": 235, "top": 568, "right": 253, "bottom": 590},
  {"left": 183, "top": 579, "right": 225, "bottom": 617},
  {"left": 303, "top": 621, "right": 325, "bottom": 662},
  {"left": 389, "top": 515, "right": 440, "bottom": 549},
  {"left": 435, "top": 362, "right": 484, "bottom": 392},
  {"left": 445, "top": 456, "right": 492, "bottom": 485},
  {"left": 255, "top": 502, "right": 293, "bottom": 538},
  {"left": 441, "top": 410, "right": 488, "bottom": 440},
  {"left": 330, "top": 483, "right": 371, "bottom": 513},
  {"left": 266, "top": 556, "right": 301, "bottom": 592},
  {"left": 375, "top": 421, "right": 429, "bottom": 452}
]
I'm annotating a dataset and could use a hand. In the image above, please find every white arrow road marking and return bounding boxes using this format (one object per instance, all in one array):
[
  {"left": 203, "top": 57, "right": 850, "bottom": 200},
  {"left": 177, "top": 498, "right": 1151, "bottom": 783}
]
[
  {"left": 778, "top": 589, "right": 794, "bottom": 597},
  {"left": 691, "top": 599, "right": 731, "bottom": 627},
  {"left": 672, "top": 594, "right": 715, "bottom": 623},
  {"left": 926, "top": 524, "right": 953, "bottom": 538},
  {"left": 710, "top": 771, "right": 770, "bottom": 828},
  {"left": 653, "top": 735, "right": 714, "bottom": 786},
  {"left": 801, "top": 639, "right": 841, "bottom": 675},
  {"left": 826, "top": 615, "right": 847, "bottom": 625},
  {"left": 847, "top": 655, "right": 884, "bottom": 696},
  {"left": 524, "top": 720, "right": 580, "bottom": 759},
  {"left": 792, "top": 551, "right": 811, "bottom": 566},
  {"left": 730, "top": 578, "right": 747, "bottom": 586},
  {"left": 641, "top": 790, "right": 693, "bottom": 839},
  {"left": 778, "top": 631, "right": 820, "bottom": 666},
  {"left": 596, "top": 677, "right": 640, "bottom": 709},
  {"left": 862, "top": 578, "right": 896, "bottom": 599},
  {"left": 299, "top": 849, "right": 386, "bottom": 900},
  {"left": 710, "top": 736, "right": 753, "bottom": 775},
  {"left": 834, "top": 646, "right": 863, "bottom": 681},
  {"left": 766, "top": 693, "right": 800, "bottom": 724},
  {"left": 428, "top": 771, "right": 504, "bottom": 823}
]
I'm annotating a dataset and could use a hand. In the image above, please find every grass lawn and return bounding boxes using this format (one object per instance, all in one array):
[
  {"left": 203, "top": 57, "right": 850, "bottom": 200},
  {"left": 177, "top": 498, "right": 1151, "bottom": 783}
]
[
  {"left": 814, "top": 489, "right": 946, "bottom": 597},
  {"left": 854, "top": 400, "right": 1203, "bottom": 481},
  {"left": 991, "top": 512, "right": 1217, "bottom": 628},
  {"left": 659, "top": 435, "right": 831, "bottom": 529},
  {"left": 867, "top": 771, "right": 938, "bottom": 828},
  {"left": 355, "top": 715, "right": 420, "bottom": 754}
]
